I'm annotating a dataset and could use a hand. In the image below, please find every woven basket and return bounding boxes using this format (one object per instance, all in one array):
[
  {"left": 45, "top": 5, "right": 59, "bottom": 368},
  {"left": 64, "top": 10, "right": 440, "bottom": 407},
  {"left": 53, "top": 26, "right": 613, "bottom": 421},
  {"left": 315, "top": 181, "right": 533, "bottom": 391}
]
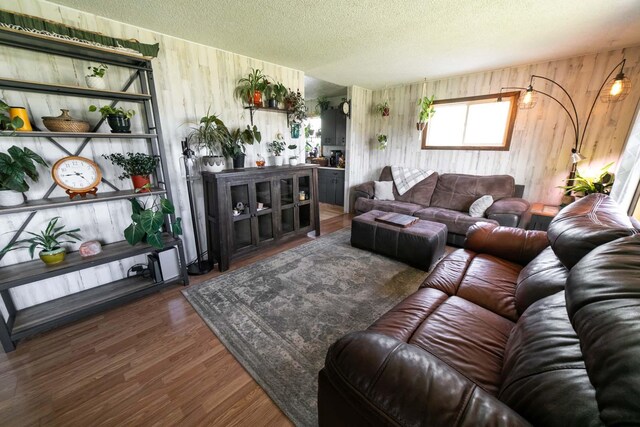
[{"left": 42, "top": 109, "right": 91, "bottom": 132}]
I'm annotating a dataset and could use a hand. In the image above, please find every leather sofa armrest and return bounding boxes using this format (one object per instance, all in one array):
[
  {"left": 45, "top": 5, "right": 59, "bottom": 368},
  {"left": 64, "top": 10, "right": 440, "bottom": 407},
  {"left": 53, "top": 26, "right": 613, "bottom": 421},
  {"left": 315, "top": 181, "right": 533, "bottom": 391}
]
[
  {"left": 486, "top": 198, "right": 531, "bottom": 228},
  {"left": 465, "top": 222, "right": 549, "bottom": 265},
  {"left": 353, "top": 181, "right": 375, "bottom": 200},
  {"left": 319, "top": 331, "right": 530, "bottom": 427}
]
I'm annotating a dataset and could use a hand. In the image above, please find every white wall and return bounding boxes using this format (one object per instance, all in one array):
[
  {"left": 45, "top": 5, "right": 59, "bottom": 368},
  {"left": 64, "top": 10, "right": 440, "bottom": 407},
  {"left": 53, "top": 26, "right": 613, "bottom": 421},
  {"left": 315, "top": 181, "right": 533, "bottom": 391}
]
[{"left": 0, "top": 0, "right": 304, "bottom": 310}]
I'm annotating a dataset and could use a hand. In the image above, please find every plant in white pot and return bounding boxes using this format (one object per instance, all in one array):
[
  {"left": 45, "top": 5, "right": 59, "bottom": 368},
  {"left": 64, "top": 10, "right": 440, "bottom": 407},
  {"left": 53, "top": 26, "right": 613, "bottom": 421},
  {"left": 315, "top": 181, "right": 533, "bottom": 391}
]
[
  {"left": 267, "top": 133, "right": 286, "bottom": 166},
  {"left": 188, "top": 111, "right": 229, "bottom": 172},
  {"left": 85, "top": 63, "right": 108, "bottom": 90},
  {"left": 288, "top": 144, "right": 299, "bottom": 166},
  {"left": 0, "top": 146, "right": 48, "bottom": 207},
  {"left": 1, "top": 216, "right": 81, "bottom": 265}
]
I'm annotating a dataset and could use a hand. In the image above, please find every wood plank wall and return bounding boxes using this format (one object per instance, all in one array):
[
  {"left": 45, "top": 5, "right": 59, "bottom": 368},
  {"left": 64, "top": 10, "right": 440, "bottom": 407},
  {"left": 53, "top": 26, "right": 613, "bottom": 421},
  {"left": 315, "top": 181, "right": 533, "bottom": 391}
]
[
  {"left": 0, "top": 0, "right": 304, "bottom": 311},
  {"left": 344, "top": 47, "right": 640, "bottom": 207}
]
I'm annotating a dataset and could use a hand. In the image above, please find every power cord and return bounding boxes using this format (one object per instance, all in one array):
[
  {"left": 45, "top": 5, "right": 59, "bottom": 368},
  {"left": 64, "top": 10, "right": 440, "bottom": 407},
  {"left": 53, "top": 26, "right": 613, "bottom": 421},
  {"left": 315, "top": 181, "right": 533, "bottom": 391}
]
[{"left": 127, "top": 263, "right": 152, "bottom": 279}]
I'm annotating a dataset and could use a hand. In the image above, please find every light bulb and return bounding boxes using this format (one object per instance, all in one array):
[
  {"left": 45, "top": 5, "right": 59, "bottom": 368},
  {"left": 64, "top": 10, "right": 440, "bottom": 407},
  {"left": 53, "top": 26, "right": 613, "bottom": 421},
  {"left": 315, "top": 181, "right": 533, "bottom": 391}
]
[
  {"left": 610, "top": 79, "right": 623, "bottom": 96},
  {"left": 523, "top": 91, "right": 533, "bottom": 104}
]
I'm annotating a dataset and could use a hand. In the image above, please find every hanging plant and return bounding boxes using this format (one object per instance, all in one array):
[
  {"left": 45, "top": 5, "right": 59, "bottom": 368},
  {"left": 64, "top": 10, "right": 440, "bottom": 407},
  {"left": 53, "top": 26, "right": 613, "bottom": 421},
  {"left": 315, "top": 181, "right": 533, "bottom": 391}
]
[
  {"left": 375, "top": 101, "right": 390, "bottom": 117},
  {"left": 376, "top": 133, "right": 388, "bottom": 150},
  {"left": 315, "top": 96, "right": 330, "bottom": 114},
  {"left": 417, "top": 95, "right": 436, "bottom": 130}
]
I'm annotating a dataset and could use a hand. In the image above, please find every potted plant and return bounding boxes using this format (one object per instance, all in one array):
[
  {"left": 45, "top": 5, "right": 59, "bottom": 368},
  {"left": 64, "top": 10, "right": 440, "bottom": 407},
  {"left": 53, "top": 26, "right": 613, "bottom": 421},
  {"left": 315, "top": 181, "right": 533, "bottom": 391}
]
[
  {"left": 234, "top": 68, "right": 268, "bottom": 107},
  {"left": 288, "top": 144, "right": 299, "bottom": 166},
  {"left": 286, "top": 89, "right": 307, "bottom": 138},
  {"left": 267, "top": 133, "right": 286, "bottom": 166},
  {"left": 417, "top": 95, "right": 436, "bottom": 130},
  {"left": 375, "top": 101, "right": 390, "bottom": 117},
  {"left": 315, "top": 96, "right": 330, "bottom": 114},
  {"left": 102, "top": 152, "right": 160, "bottom": 192},
  {"left": 561, "top": 162, "right": 615, "bottom": 196},
  {"left": 85, "top": 63, "right": 108, "bottom": 89},
  {"left": 264, "top": 81, "right": 287, "bottom": 109},
  {"left": 124, "top": 196, "right": 182, "bottom": 249},
  {"left": 376, "top": 133, "right": 388, "bottom": 150},
  {"left": 187, "top": 111, "right": 229, "bottom": 172},
  {"left": 222, "top": 125, "right": 261, "bottom": 169},
  {"left": 0, "top": 146, "right": 48, "bottom": 207},
  {"left": 88, "top": 105, "right": 136, "bottom": 133},
  {"left": 1, "top": 216, "right": 81, "bottom": 265},
  {"left": 0, "top": 100, "right": 25, "bottom": 134}
]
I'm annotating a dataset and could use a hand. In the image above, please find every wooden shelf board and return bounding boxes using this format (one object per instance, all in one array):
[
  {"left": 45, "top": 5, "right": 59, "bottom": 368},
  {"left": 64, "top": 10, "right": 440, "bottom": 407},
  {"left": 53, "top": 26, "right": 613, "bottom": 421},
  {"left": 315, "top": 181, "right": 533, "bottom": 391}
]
[
  {"left": 0, "top": 233, "right": 180, "bottom": 291},
  {"left": 11, "top": 275, "right": 181, "bottom": 339},
  {"left": 0, "top": 77, "right": 151, "bottom": 101},
  {"left": 243, "top": 106, "right": 292, "bottom": 114},
  {"left": 0, "top": 188, "right": 166, "bottom": 215},
  {"left": 9, "top": 131, "right": 157, "bottom": 139}
]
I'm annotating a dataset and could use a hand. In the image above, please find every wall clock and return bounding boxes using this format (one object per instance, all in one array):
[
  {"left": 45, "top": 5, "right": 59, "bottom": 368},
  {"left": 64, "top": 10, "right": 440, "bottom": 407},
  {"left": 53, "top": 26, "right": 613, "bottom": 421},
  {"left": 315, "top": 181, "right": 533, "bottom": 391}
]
[
  {"left": 339, "top": 99, "right": 351, "bottom": 118},
  {"left": 52, "top": 156, "right": 102, "bottom": 199}
]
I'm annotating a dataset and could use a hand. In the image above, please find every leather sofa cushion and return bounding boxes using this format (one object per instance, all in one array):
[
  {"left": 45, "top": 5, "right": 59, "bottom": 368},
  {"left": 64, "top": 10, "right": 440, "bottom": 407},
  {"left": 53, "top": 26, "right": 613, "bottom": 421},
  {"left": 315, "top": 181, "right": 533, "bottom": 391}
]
[
  {"left": 465, "top": 223, "right": 548, "bottom": 266},
  {"left": 515, "top": 247, "right": 568, "bottom": 315},
  {"left": 378, "top": 166, "right": 439, "bottom": 206},
  {"left": 414, "top": 207, "right": 499, "bottom": 235},
  {"left": 430, "top": 174, "right": 515, "bottom": 212},
  {"left": 420, "top": 249, "right": 521, "bottom": 322},
  {"left": 547, "top": 194, "right": 638, "bottom": 269},
  {"left": 499, "top": 292, "right": 600, "bottom": 427},
  {"left": 369, "top": 288, "right": 514, "bottom": 395},
  {"left": 354, "top": 198, "right": 423, "bottom": 215},
  {"left": 565, "top": 235, "right": 640, "bottom": 425}
]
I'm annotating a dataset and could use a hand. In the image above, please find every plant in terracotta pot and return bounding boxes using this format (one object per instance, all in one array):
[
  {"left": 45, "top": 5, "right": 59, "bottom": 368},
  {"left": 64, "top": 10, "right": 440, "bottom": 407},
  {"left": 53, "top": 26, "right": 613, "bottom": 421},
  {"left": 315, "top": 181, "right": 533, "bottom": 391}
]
[
  {"left": 0, "top": 99, "right": 24, "bottom": 134},
  {"left": 288, "top": 144, "right": 299, "bottom": 166},
  {"left": 1, "top": 216, "right": 81, "bottom": 265},
  {"left": 0, "top": 146, "right": 48, "bottom": 207},
  {"left": 267, "top": 133, "right": 286, "bottom": 166},
  {"left": 124, "top": 196, "right": 182, "bottom": 249},
  {"left": 375, "top": 100, "right": 390, "bottom": 117},
  {"left": 234, "top": 68, "right": 268, "bottom": 107},
  {"left": 222, "top": 125, "right": 261, "bottom": 169},
  {"left": 88, "top": 105, "right": 136, "bottom": 133},
  {"left": 417, "top": 95, "right": 435, "bottom": 130},
  {"left": 85, "top": 63, "right": 108, "bottom": 89},
  {"left": 187, "top": 111, "right": 230, "bottom": 172},
  {"left": 102, "top": 152, "right": 159, "bottom": 192}
]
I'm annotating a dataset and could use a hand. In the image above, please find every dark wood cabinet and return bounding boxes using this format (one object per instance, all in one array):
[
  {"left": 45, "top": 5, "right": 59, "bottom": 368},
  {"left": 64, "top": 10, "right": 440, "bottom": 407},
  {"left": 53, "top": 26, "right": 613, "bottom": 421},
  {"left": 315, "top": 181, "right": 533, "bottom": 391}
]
[
  {"left": 321, "top": 108, "right": 346, "bottom": 146},
  {"left": 203, "top": 165, "right": 320, "bottom": 271},
  {"left": 318, "top": 168, "right": 345, "bottom": 206}
]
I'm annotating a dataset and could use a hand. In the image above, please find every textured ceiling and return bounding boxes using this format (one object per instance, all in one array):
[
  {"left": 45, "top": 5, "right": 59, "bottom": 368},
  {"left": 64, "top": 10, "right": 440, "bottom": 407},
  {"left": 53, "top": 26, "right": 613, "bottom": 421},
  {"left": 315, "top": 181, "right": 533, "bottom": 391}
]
[{"left": 48, "top": 0, "right": 640, "bottom": 89}]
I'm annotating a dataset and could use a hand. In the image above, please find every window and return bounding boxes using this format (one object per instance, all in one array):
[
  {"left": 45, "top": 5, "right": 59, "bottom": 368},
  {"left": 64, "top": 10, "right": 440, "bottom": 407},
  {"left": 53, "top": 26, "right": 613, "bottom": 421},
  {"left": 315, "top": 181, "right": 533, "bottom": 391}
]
[{"left": 421, "top": 92, "right": 519, "bottom": 150}]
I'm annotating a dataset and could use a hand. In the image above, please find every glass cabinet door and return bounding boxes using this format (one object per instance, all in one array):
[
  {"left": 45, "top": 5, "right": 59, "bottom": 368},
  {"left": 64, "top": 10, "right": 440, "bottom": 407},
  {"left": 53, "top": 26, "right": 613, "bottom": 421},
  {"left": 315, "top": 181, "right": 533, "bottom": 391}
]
[
  {"left": 297, "top": 172, "right": 313, "bottom": 231},
  {"left": 230, "top": 183, "right": 254, "bottom": 250},
  {"left": 255, "top": 180, "right": 274, "bottom": 243},
  {"left": 297, "top": 174, "right": 312, "bottom": 202}
]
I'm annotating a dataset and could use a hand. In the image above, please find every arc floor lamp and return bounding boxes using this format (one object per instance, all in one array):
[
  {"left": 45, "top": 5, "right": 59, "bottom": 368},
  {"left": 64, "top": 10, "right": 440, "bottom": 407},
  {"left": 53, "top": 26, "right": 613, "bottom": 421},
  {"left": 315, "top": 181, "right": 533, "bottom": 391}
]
[{"left": 500, "top": 57, "right": 631, "bottom": 191}]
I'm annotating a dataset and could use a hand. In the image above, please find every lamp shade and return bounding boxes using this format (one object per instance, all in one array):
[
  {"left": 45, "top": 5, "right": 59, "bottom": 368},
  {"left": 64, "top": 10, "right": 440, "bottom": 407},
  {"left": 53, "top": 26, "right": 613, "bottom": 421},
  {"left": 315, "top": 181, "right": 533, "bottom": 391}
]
[
  {"left": 571, "top": 150, "right": 586, "bottom": 163},
  {"left": 600, "top": 72, "right": 631, "bottom": 102},
  {"left": 518, "top": 86, "right": 537, "bottom": 109}
]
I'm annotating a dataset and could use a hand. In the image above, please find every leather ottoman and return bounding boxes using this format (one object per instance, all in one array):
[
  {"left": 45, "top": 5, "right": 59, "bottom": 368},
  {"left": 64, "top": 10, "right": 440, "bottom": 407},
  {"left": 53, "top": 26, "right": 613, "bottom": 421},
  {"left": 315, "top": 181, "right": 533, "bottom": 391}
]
[{"left": 351, "top": 210, "right": 447, "bottom": 271}]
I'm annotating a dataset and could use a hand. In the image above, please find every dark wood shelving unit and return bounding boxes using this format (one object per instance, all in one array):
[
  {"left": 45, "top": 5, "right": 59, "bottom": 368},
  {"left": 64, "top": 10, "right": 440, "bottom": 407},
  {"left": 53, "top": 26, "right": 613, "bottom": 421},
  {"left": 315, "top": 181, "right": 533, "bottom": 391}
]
[
  {"left": 243, "top": 105, "right": 293, "bottom": 127},
  {"left": 0, "top": 27, "right": 188, "bottom": 353}
]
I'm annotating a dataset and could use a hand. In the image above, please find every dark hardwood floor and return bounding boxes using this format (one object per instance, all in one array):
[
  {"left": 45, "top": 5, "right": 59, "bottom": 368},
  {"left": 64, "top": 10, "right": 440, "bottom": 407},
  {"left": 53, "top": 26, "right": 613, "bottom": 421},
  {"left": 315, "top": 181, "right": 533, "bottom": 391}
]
[{"left": 0, "top": 210, "right": 352, "bottom": 426}]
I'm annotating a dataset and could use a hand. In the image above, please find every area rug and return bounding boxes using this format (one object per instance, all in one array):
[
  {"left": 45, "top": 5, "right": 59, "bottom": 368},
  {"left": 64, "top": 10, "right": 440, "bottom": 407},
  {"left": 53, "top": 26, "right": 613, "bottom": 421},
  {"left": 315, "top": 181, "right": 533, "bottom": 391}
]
[{"left": 182, "top": 229, "right": 430, "bottom": 426}]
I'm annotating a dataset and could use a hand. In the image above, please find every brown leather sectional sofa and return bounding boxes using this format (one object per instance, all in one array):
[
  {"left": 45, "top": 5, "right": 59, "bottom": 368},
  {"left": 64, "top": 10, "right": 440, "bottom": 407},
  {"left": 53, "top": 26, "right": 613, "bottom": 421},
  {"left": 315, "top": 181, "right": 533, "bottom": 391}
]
[
  {"left": 354, "top": 167, "right": 530, "bottom": 246},
  {"left": 319, "top": 194, "right": 640, "bottom": 426}
]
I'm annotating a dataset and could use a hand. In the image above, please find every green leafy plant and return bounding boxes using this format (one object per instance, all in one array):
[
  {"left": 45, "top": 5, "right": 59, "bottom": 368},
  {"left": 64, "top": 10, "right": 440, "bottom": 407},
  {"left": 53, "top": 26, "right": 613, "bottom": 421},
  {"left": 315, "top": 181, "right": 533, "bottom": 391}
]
[
  {"left": 1, "top": 217, "right": 81, "bottom": 258},
  {"left": 561, "top": 162, "right": 615, "bottom": 195},
  {"left": 267, "top": 140, "right": 286, "bottom": 156},
  {"left": 125, "top": 196, "right": 182, "bottom": 249},
  {"left": 88, "top": 105, "right": 136, "bottom": 119},
  {"left": 288, "top": 144, "right": 298, "bottom": 159},
  {"left": 102, "top": 152, "right": 159, "bottom": 179},
  {"left": 286, "top": 89, "right": 307, "bottom": 123},
  {"left": 315, "top": 96, "right": 330, "bottom": 113},
  {"left": 0, "top": 100, "right": 24, "bottom": 133},
  {"left": 417, "top": 95, "right": 436, "bottom": 123},
  {"left": 264, "top": 81, "right": 288, "bottom": 103},
  {"left": 375, "top": 101, "right": 390, "bottom": 116},
  {"left": 222, "top": 125, "right": 261, "bottom": 158},
  {"left": 187, "top": 110, "right": 230, "bottom": 156},
  {"left": 234, "top": 68, "right": 268, "bottom": 104},
  {"left": 0, "top": 146, "right": 48, "bottom": 192},
  {"left": 376, "top": 133, "right": 388, "bottom": 150},
  {"left": 87, "top": 63, "right": 108, "bottom": 78}
]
